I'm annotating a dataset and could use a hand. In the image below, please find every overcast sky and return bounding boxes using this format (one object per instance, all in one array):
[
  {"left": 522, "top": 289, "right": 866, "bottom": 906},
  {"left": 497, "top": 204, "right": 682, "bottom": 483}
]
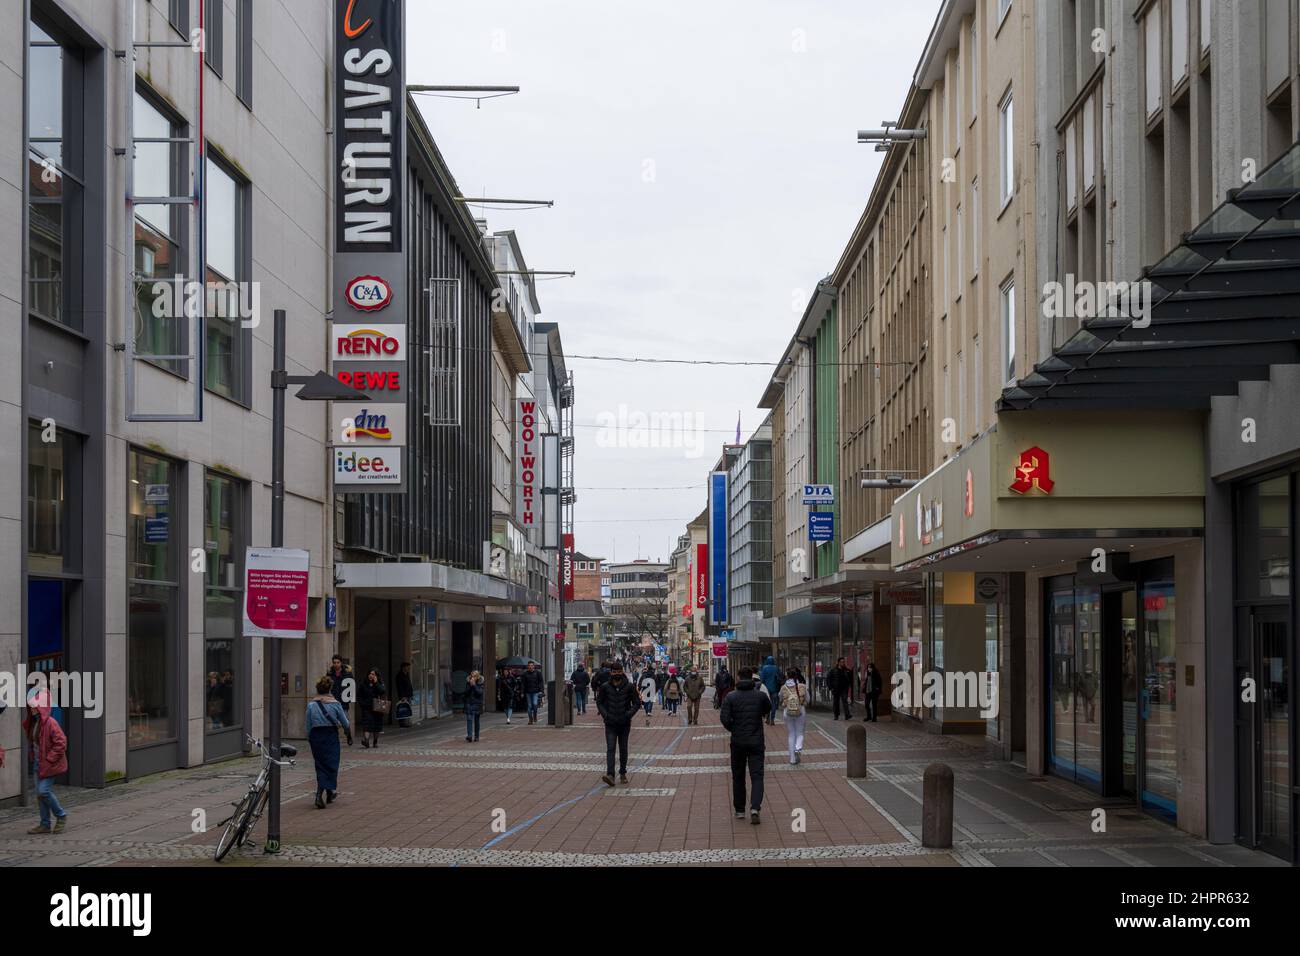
[{"left": 407, "top": 0, "right": 942, "bottom": 564}]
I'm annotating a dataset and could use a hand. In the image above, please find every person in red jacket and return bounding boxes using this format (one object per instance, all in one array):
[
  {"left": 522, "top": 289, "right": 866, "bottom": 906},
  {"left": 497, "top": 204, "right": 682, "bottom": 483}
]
[{"left": 24, "top": 688, "right": 69, "bottom": 834}]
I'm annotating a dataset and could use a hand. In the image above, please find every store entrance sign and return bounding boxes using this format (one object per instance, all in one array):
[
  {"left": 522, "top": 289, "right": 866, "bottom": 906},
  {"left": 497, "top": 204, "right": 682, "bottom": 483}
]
[
  {"left": 243, "top": 547, "right": 310, "bottom": 639},
  {"left": 711, "top": 642, "right": 728, "bottom": 659}
]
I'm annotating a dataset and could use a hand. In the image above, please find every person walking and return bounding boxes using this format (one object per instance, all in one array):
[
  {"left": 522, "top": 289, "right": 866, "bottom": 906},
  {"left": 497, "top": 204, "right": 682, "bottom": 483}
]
[
  {"left": 638, "top": 668, "right": 656, "bottom": 726},
  {"left": 596, "top": 661, "right": 639, "bottom": 787},
  {"left": 500, "top": 668, "right": 522, "bottom": 724},
  {"left": 306, "top": 676, "right": 352, "bottom": 808},
  {"left": 684, "top": 667, "right": 705, "bottom": 725},
  {"left": 714, "top": 665, "right": 734, "bottom": 709},
  {"left": 591, "top": 659, "right": 612, "bottom": 697},
  {"left": 15, "top": 689, "right": 69, "bottom": 834},
  {"left": 829, "top": 657, "right": 854, "bottom": 720},
  {"left": 862, "top": 661, "right": 883, "bottom": 722},
  {"left": 663, "top": 671, "right": 683, "bottom": 717},
  {"left": 328, "top": 655, "right": 354, "bottom": 716},
  {"left": 653, "top": 667, "right": 667, "bottom": 707},
  {"left": 779, "top": 669, "right": 808, "bottom": 765},
  {"left": 357, "top": 668, "right": 388, "bottom": 748},
  {"left": 522, "top": 661, "right": 545, "bottom": 724},
  {"left": 395, "top": 661, "right": 415, "bottom": 727},
  {"left": 720, "top": 667, "right": 769, "bottom": 825},
  {"left": 571, "top": 663, "right": 591, "bottom": 715},
  {"left": 464, "top": 671, "right": 485, "bottom": 742},
  {"left": 759, "top": 655, "right": 782, "bottom": 725}
]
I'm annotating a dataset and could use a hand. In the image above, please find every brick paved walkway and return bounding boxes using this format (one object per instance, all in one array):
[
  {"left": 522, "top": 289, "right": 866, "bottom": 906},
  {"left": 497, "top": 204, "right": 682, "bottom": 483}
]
[{"left": 0, "top": 694, "right": 1282, "bottom": 867}]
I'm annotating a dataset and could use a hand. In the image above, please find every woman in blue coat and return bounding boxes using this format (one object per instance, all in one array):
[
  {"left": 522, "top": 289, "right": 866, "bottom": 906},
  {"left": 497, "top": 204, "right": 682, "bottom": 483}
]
[
  {"left": 306, "top": 676, "right": 352, "bottom": 808},
  {"left": 464, "top": 670, "right": 486, "bottom": 742}
]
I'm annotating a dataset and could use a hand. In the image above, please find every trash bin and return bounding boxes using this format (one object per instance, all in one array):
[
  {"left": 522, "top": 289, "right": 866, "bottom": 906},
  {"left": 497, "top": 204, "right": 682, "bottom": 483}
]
[{"left": 546, "top": 680, "right": 574, "bottom": 725}]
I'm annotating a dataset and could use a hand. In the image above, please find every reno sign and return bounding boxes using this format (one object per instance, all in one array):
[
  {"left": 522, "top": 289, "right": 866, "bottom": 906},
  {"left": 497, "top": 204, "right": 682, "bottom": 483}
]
[{"left": 332, "top": 0, "right": 407, "bottom": 494}]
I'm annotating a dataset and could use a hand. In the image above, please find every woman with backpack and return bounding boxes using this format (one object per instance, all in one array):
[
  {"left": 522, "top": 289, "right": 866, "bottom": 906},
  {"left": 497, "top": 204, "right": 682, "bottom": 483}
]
[
  {"left": 663, "top": 672, "right": 683, "bottom": 716},
  {"left": 778, "top": 668, "right": 808, "bottom": 765}
]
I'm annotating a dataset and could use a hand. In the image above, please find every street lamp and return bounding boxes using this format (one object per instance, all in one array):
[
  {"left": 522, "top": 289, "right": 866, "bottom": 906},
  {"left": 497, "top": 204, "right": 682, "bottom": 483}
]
[
  {"left": 857, "top": 120, "right": 928, "bottom": 153},
  {"left": 264, "top": 308, "right": 369, "bottom": 854}
]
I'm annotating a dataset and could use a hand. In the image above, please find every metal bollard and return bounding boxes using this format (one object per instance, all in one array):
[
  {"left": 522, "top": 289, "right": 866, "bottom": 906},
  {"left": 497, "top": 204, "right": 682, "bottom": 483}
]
[
  {"left": 922, "top": 763, "right": 954, "bottom": 848},
  {"left": 846, "top": 722, "right": 866, "bottom": 778}
]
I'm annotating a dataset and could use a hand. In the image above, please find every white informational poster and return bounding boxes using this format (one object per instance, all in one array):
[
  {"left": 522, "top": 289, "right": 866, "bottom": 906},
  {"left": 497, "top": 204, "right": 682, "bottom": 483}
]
[{"left": 242, "top": 548, "right": 311, "bottom": 639}]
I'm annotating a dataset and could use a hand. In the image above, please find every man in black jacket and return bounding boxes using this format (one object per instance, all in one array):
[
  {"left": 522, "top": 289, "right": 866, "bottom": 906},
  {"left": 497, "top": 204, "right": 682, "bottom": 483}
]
[
  {"left": 595, "top": 661, "right": 640, "bottom": 786},
  {"left": 571, "top": 663, "right": 591, "bottom": 715},
  {"left": 829, "top": 657, "right": 854, "bottom": 720},
  {"left": 720, "top": 667, "right": 770, "bottom": 824},
  {"left": 521, "top": 662, "right": 545, "bottom": 724}
]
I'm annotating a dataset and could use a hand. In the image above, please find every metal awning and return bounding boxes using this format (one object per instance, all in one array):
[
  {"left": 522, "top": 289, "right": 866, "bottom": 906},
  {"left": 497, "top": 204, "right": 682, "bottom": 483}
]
[{"left": 998, "top": 142, "right": 1300, "bottom": 412}]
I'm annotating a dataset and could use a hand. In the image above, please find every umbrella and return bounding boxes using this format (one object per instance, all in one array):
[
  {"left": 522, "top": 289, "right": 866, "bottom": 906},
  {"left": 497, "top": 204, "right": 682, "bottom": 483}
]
[{"left": 496, "top": 656, "right": 541, "bottom": 669}]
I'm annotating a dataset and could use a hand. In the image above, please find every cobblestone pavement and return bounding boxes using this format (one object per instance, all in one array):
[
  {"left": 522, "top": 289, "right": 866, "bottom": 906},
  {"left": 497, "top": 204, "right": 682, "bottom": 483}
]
[{"left": 0, "top": 697, "right": 1283, "bottom": 867}]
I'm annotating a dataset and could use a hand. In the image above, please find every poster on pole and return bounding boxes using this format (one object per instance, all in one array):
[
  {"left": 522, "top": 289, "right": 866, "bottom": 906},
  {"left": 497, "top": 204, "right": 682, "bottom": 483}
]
[
  {"left": 711, "top": 641, "right": 728, "bottom": 659},
  {"left": 242, "top": 548, "right": 311, "bottom": 639}
]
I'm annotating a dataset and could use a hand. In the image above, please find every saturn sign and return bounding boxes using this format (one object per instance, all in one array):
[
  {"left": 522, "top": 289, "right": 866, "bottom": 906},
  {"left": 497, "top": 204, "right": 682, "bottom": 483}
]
[{"left": 344, "top": 274, "right": 393, "bottom": 312}]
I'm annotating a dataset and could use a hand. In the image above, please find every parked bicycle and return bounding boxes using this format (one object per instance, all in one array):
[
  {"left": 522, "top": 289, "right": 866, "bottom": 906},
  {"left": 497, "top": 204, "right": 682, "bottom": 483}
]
[{"left": 213, "top": 734, "right": 296, "bottom": 862}]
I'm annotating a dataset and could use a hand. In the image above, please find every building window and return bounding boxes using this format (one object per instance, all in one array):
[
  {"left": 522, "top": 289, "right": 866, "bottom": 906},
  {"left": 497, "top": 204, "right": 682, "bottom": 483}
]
[
  {"left": 28, "top": 422, "right": 74, "bottom": 574},
  {"left": 1170, "top": 0, "right": 1189, "bottom": 87},
  {"left": 970, "top": 178, "right": 980, "bottom": 277},
  {"left": 128, "top": 449, "right": 181, "bottom": 749},
  {"left": 236, "top": 0, "right": 252, "bottom": 106},
  {"left": 28, "top": 17, "right": 86, "bottom": 330},
  {"left": 167, "top": 0, "right": 190, "bottom": 36},
  {"left": 997, "top": 0, "right": 1012, "bottom": 28},
  {"left": 1144, "top": 5, "right": 1162, "bottom": 119},
  {"left": 1198, "top": 0, "right": 1211, "bottom": 56},
  {"left": 204, "top": 0, "right": 223, "bottom": 76},
  {"left": 134, "top": 89, "right": 187, "bottom": 377},
  {"left": 998, "top": 88, "right": 1014, "bottom": 205},
  {"left": 204, "top": 472, "right": 243, "bottom": 732},
  {"left": 205, "top": 153, "right": 248, "bottom": 402},
  {"left": 1000, "top": 276, "right": 1016, "bottom": 383},
  {"left": 1066, "top": 118, "right": 1078, "bottom": 212},
  {"left": 969, "top": 20, "right": 978, "bottom": 123}
]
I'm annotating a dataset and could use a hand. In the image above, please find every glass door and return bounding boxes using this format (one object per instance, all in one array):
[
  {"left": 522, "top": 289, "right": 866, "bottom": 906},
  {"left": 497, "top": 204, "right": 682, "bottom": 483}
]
[
  {"left": 1243, "top": 605, "right": 1292, "bottom": 857},
  {"left": 1118, "top": 589, "right": 1138, "bottom": 798}
]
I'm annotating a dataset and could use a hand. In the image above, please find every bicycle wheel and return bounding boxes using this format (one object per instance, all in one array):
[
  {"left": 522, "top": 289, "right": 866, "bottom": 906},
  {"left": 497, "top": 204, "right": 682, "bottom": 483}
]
[
  {"left": 214, "top": 790, "right": 254, "bottom": 862},
  {"left": 234, "top": 786, "right": 270, "bottom": 848}
]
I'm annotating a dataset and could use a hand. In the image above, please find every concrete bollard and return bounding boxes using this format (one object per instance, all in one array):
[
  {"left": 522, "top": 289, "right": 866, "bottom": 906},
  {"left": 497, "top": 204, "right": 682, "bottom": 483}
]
[
  {"left": 922, "top": 763, "right": 954, "bottom": 848},
  {"left": 846, "top": 722, "right": 866, "bottom": 778}
]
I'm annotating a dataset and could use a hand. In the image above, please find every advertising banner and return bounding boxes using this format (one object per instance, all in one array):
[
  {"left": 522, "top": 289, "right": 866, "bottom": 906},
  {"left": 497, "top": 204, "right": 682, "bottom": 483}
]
[
  {"left": 695, "top": 543, "right": 708, "bottom": 609},
  {"left": 711, "top": 641, "right": 728, "bottom": 659},
  {"left": 708, "top": 473, "right": 728, "bottom": 625},
  {"left": 243, "top": 548, "right": 311, "bottom": 639},
  {"left": 561, "top": 532, "right": 575, "bottom": 602},
  {"left": 333, "top": 0, "right": 406, "bottom": 493},
  {"left": 517, "top": 398, "right": 540, "bottom": 528},
  {"left": 808, "top": 511, "right": 835, "bottom": 542}
]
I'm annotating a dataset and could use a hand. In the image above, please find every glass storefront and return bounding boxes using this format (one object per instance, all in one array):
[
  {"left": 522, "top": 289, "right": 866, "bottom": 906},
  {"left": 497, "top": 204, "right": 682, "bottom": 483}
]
[
  {"left": 894, "top": 603, "right": 924, "bottom": 719},
  {"left": 203, "top": 472, "right": 243, "bottom": 751},
  {"left": 128, "top": 450, "right": 180, "bottom": 764},
  {"left": 1233, "top": 473, "right": 1293, "bottom": 860},
  {"left": 1046, "top": 560, "right": 1177, "bottom": 822}
]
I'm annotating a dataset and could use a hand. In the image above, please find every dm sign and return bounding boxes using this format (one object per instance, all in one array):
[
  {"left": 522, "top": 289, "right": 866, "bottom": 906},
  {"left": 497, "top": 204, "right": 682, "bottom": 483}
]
[{"left": 333, "top": 0, "right": 407, "bottom": 494}]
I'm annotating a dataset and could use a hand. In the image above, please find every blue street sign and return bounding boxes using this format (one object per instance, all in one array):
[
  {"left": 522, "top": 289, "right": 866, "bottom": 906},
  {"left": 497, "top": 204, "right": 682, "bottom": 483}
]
[
  {"left": 326, "top": 596, "right": 337, "bottom": 629},
  {"left": 144, "top": 515, "right": 169, "bottom": 543},
  {"left": 809, "top": 512, "right": 835, "bottom": 542},
  {"left": 720, "top": 629, "right": 736, "bottom": 641}
]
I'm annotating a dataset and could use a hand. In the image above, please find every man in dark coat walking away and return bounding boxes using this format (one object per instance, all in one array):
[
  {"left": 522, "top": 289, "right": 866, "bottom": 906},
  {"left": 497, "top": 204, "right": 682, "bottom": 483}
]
[
  {"left": 862, "top": 661, "right": 883, "bottom": 722},
  {"left": 714, "top": 665, "right": 734, "bottom": 708},
  {"left": 595, "top": 661, "right": 640, "bottom": 787},
  {"left": 720, "top": 667, "right": 769, "bottom": 824},
  {"left": 521, "top": 661, "right": 545, "bottom": 724},
  {"left": 828, "top": 657, "right": 854, "bottom": 720},
  {"left": 571, "top": 663, "right": 591, "bottom": 715}
]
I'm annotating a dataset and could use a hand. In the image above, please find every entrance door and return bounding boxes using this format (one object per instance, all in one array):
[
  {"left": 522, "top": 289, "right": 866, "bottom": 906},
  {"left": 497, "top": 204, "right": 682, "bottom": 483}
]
[
  {"left": 1237, "top": 605, "right": 1292, "bottom": 859},
  {"left": 1114, "top": 589, "right": 1138, "bottom": 799}
]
